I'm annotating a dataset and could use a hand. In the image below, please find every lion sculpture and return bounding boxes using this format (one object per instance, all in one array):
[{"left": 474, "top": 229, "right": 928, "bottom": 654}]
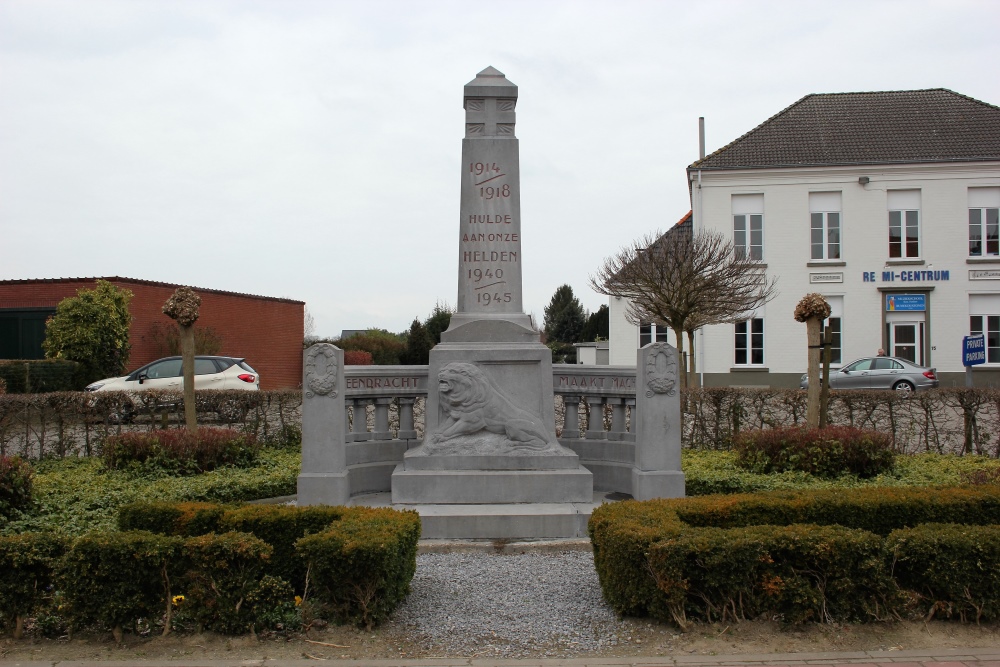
[{"left": 428, "top": 362, "right": 557, "bottom": 451}]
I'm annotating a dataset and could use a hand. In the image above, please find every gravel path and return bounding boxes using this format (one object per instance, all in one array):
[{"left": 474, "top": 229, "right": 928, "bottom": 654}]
[{"left": 389, "top": 550, "right": 634, "bottom": 659}]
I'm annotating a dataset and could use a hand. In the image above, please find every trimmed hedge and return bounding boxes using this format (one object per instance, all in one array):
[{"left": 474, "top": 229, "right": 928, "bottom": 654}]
[
  {"left": 734, "top": 425, "right": 894, "bottom": 478},
  {"left": 116, "top": 501, "right": 419, "bottom": 627},
  {"left": 0, "top": 533, "right": 69, "bottom": 638},
  {"left": 181, "top": 531, "right": 275, "bottom": 634},
  {"left": 888, "top": 523, "right": 1000, "bottom": 623},
  {"left": 297, "top": 506, "right": 421, "bottom": 629},
  {"left": 60, "top": 530, "right": 182, "bottom": 640},
  {"left": 0, "top": 455, "right": 33, "bottom": 518},
  {"left": 590, "top": 485, "right": 1000, "bottom": 626},
  {"left": 102, "top": 428, "right": 259, "bottom": 475},
  {"left": 0, "top": 360, "right": 82, "bottom": 394}
]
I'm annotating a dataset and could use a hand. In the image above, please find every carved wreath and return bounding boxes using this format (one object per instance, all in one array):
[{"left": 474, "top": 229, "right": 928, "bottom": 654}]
[
  {"left": 645, "top": 344, "right": 677, "bottom": 397},
  {"left": 305, "top": 345, "right": 338, "bottom": 399}
]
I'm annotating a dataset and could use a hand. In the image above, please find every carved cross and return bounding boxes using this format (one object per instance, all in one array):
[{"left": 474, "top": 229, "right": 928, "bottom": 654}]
[{"left": 465, "top": 97, "right": 516, "bottom": 137}]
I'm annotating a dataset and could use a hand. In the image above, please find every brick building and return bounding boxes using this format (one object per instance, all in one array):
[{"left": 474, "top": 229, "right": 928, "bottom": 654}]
[{"left": 0, "top": 277, "right": 304, "bottom": 389}]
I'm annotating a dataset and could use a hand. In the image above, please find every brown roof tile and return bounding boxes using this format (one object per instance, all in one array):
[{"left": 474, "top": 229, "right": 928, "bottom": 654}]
[{"left": 689, "top": 89, "right": 1000, "bottom": 170}]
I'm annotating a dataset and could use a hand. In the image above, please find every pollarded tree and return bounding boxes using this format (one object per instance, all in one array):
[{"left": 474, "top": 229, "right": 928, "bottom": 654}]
[
  {"left": 42, "top": 280, "right": 133, "bottom": 387},
  {"left": 590, "top": 226, "right": 777, "bottom": 389},
  {"left": 163, "top": 286, "right": 201, "bottom": 432}
]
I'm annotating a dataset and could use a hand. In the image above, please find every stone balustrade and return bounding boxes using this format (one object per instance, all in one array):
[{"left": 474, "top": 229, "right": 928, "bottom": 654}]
[{"left": 300, "top": 344, "right": 682, "bottom": 505}]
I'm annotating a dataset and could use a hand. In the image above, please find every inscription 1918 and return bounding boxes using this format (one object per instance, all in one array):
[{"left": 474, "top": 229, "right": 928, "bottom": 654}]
[{"left": 470, "top": 163, "right": 511, "bottom": 199}]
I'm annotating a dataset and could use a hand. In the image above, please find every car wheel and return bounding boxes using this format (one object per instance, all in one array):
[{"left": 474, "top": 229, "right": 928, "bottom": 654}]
[{"left": 893, "top": 380, "right": 915, "bottom": 394}]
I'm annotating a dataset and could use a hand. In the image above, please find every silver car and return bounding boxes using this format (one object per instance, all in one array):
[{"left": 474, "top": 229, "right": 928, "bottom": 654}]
[{"left": 799, "top": 356, "right": 939, "bottom": 393}]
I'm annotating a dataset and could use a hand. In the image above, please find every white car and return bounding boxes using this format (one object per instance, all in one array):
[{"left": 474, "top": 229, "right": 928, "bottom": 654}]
[{"left": 85, "top": 356, "right": 260, "bottom": 392}]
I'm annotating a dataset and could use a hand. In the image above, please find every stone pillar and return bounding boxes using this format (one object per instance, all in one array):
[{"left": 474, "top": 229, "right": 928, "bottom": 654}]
[
  {"left": 585, "top": 397, "right": 606, "bottom": 440},
  {"left": 607, "top": 398, "right": 627, "bottom": 442},
  {"left": 562, "top": 396, "right": 580, "bottom": 438},
  {"left": 298, "top": 344, "right": 350, "bottom": 506},
  {"left": 631, "top": 342, "right": 685, "bottom": 500},
  {"left": 374, "top": 398, "right": 393, "bottom": 440}
]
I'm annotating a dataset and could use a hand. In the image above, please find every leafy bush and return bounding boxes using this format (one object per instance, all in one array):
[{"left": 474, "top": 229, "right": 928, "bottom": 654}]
[
  {"left": 42, "top": 280, "right": 133, "bottom": 387},
  {"left": 734, "top": 426, "right": 895, "bottom": 478},
  {"left": 648, "top": 524, "right": 897, "bottom": 626},
  {"left": 0, "top": 455, "right": 33, "bottom": 518},
  {"left": 60, "top": 530, "right": 181, "bottom": 640},
  {"left": 102, "top": 427, "right": 259, "bottom": 475},
  {"left": 344, "top": 350, "right": 373, "bottom": 365},
  {"left": 180, "top": 531, "right": 275, "bottom": 634},
  {"left": 0, "top": 359, "right": 81, "bottom": 393},
  {"left": 296, "top": 507, "right": 420, "bottom": 628},
  {"left": 888, "top": 523, "right": 1000, "bottom": 622},
  {"left": 331, "top": 329, "right": 405, "bottom": 365},
  {"left": 0, "top": 533, "right": 69, "bottom": 638}
]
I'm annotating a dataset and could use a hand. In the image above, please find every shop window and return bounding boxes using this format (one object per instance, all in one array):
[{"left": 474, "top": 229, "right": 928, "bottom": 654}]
[{"left": 735, "top": 318, "right": 764, "bottom": 365}]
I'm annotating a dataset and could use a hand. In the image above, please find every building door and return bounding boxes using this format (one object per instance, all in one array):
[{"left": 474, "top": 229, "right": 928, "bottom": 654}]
[{"left": 889, "top": 321, "right": 924, "bottom": 365}]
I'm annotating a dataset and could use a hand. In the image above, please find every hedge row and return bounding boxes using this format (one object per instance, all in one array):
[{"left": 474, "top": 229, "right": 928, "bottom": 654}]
[
  {"left": 117, "top": 501, "right": 421, "bottom": 628},
  {"left": 103, "top": 428, "right": 259, "bottom": 474},
  {"left": 589, "top": 486, "right": 1000, "bottom": 626},
  {"left": 0, "top": 389, "right": 302, "bottom": 459},
  {"left": 0, "top": 360, "right": 82, "bottom": 394},
  {"left": 0, "top": 504, "right": 420, "bottom": 638}
]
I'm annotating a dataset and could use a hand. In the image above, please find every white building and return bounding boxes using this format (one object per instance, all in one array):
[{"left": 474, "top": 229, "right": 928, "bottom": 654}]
[{"left": 609, "top": 89, "right": 1000, "bottom": 387}]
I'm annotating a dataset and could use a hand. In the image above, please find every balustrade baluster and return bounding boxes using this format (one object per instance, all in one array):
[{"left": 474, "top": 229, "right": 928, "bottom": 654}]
[
  {"left": 352, "top": 399, "right": 372, "bottom": 441},
  {"left": 607, "top": 398, "right": 627, "bottom": 441},
  {"left": 398, "top": 397, "right": 417, "bottom": 442},
  {"left": 623, "top": 398, "right": 637, "bottom": 442},
  {"left": 585, "top": 397, "right": 607, "bottom": 440},
  {"left": 374, "top": 398, "right": 393, "bottom": 440},
  {"left": 562, "top": 395, "right": 580, "bottom": 439}
]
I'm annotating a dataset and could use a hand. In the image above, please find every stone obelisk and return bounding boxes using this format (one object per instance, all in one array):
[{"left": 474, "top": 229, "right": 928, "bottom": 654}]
[{"left": 391, "top": 67, "right": 592, "bottom": 506}]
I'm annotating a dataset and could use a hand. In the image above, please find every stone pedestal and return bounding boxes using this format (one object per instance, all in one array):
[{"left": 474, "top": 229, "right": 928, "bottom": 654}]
[
  {"left": 297, "top": 344, "right": 350, "bottom": 506},
  {"left": 632, "top": 342, "right": 686, "bottom": 500}
]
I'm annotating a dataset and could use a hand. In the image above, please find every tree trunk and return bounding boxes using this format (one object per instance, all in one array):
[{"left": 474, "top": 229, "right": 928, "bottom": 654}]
[
  {"left": 686, "top": 329, "right": 697, "bottom": 389},
  {"left": 14, "top": 614, "right": 24, "bottom": 640},
  {"left": 112, "top": 624, "right": 123, "bottom": 644},
  {"left": 672, "top": 326, "right": 687, "bottom": 391},
  {"left": 806, "top": 317, "right": 821, "bottom": 427},
  {"left": 819, "top": 324, "right": 833, "bottom": 429},
  {"left": 180, "top": 324, "right": 197, "bottom": 432}
]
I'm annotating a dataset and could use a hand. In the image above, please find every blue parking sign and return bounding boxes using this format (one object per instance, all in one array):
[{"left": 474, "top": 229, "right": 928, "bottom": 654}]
[{"left": 964, "top": 335, "right": 986, "bottom": 367}]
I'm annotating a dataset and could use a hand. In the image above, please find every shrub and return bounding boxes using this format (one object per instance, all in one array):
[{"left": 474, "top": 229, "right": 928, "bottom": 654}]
[
  {"left": 220, "top": 504, "right": 345, "bottom": 592},
  {"left": 588, "top": 500, "right": 683, "bottom": 619},
  {"left": 734, "top": 425, "right": 895, "bottom": 478},
  {"left": 0, "top": 533, "right": 69, "bottom": 638},
  {"left": 333, "top": 329, "right": 405, "bottom": 365},
  {"left": 102, "top": 427, "right": 259, "bottom": 474},
  {"left": 0, "top": 376, "right": 5, "bottom": 394},
  {"left": 180, "top": 531, "right": 276, "bottom": 634},
  {"left": 60, "top": 530, "right": 181, "bottom": 641},
  {"left": 117, "top": 501, "right": 226, "bottom": 536},
  {"left": 344, "top": 350, "right": 374, "bottom": 366},
  {"left": 0, "top": 455, "right": 33, "bottom": 518},
  {"left": 296, "top": 507, "right": 420, "bottom": 628},
  {"left": 888, "top": 523, "right": 1000, "bottom": 622},
  {"left": 647, "top": 524, "right": 897, "bottom": 626}
]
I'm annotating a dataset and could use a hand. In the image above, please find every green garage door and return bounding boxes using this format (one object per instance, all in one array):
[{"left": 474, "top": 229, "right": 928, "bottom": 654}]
[{"left": 0, "top": 310, "right": 54, "bottom": 359}]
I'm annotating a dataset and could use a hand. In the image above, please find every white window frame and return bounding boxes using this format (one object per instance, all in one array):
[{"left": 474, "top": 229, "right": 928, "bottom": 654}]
[
  {"left": 969, "top": 188, "right": 1000, "bottom": 258},
  {"left": 734, "top": 317, "right": 764, "bottom": 366},
  {"left": 970, "top": 293, "right": 1000, "bottom": 365},
  {"left": 809, "top": 192, "right": 842, "bottom": 261},
  {"left": 821, "top": 295, "right": 843, "bottom": 366},
  {"left": 732, "top": 194, "right": 764, "bottom": 262},
  {"left": 888, "top": 190, "right": 921, "bottom": 259}
]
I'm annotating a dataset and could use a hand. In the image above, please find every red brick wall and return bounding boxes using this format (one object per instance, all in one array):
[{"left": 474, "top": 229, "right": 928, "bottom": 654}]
[{"left": 0, "top": 278, "right": 303, "bottom": 389}]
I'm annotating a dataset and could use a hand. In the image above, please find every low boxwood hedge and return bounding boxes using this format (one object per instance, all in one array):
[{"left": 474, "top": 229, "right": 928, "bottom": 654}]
[{"left": 590, "top": 485, "right": 1000, "bottom": 626}]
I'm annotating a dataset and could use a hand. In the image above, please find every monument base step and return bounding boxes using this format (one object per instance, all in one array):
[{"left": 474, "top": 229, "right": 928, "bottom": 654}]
[
  {"left": 349, "top": 492, "right": 607, "bottom": 539},
  {"left": 390, "top": 464, "right": 593, "bottom": 504}
]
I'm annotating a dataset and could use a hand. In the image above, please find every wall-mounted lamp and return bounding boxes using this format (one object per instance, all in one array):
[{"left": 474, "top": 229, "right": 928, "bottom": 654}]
[{"left": 859, "top": 176, "right": 870, "bottom": 185}]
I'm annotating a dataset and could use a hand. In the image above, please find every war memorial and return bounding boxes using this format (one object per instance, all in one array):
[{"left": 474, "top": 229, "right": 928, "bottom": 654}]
[{"left": 298, "top": 68, "right": 684, "bottom": 539}]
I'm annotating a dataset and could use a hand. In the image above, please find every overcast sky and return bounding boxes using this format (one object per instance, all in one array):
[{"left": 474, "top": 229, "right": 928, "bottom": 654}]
[{"left": 2, "top": 0, "right": 998, "bottom": 338}]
